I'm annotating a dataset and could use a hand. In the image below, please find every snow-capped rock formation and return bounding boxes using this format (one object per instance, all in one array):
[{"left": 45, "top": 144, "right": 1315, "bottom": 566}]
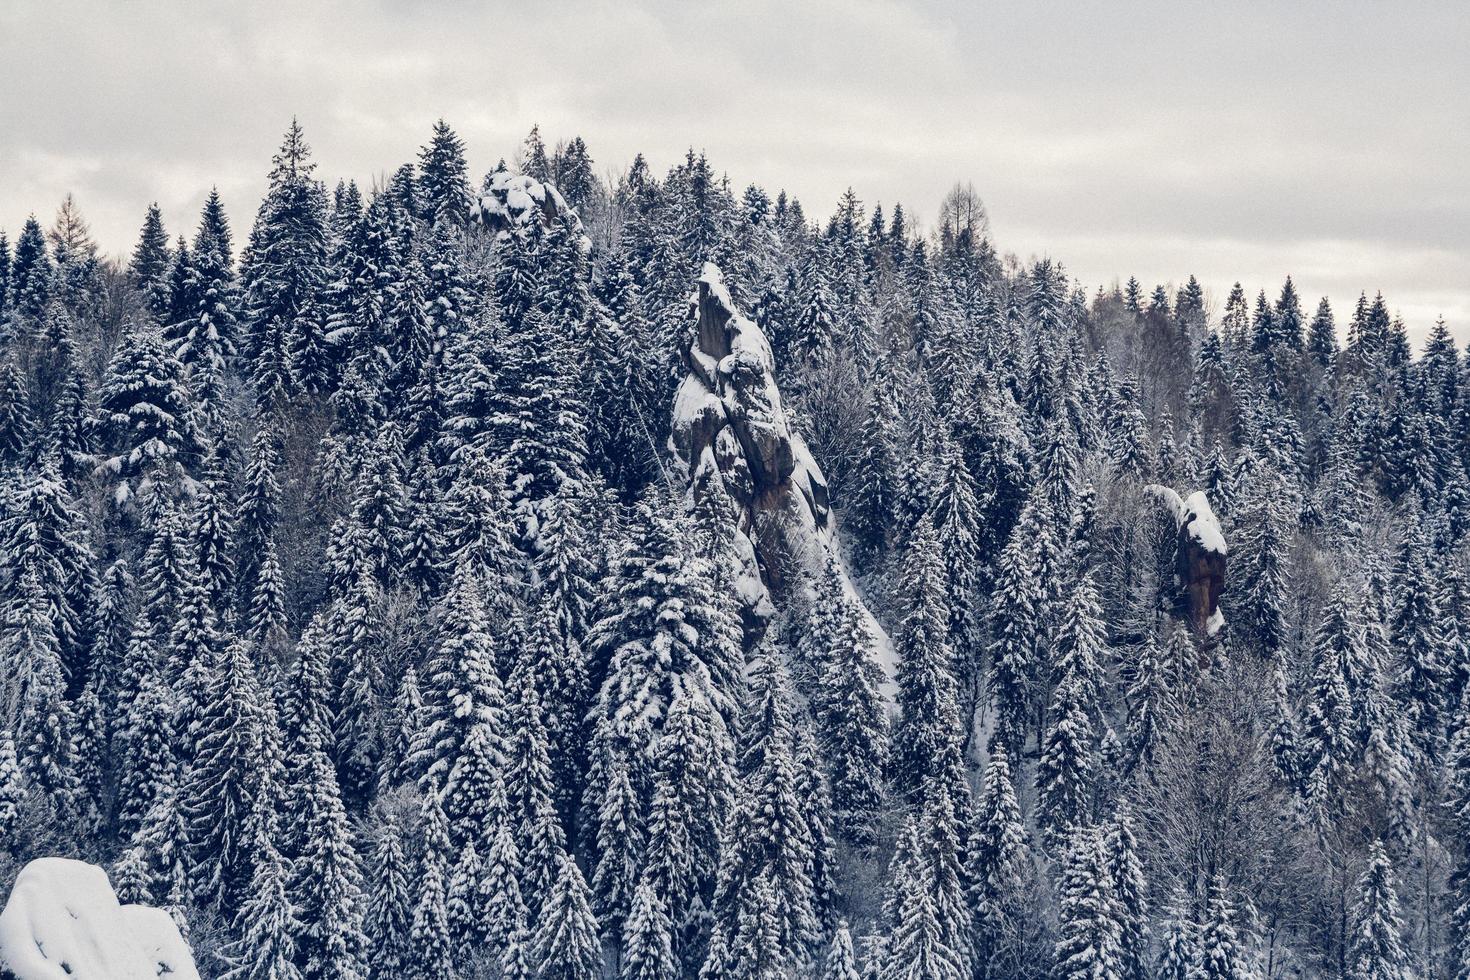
[
  {"left": 0, "top": 858, "right": 200, "bottom": 980},
  {"left": 1148, "top": 485, "right": 1228, "bottom": 636},
  {"left": 672, "top": 263, "right": 889, "bottom": 669},
  {"left": 470, "top": 171, "right": 586, "bottom": 244}
]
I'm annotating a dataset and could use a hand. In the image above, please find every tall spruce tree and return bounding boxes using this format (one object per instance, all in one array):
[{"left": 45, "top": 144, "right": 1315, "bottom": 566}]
[
  {"left": 891, "top": 515, "right": 966, "bottom": 807},
  {"left": 1054, "top": 827, "right": 1122, "bottom": 980},
  {"left": 534, "top": 855, "right": 601, "bottom": 980},
  {"left": 418, "top": 119, "right": 472, "bottom": 228}
]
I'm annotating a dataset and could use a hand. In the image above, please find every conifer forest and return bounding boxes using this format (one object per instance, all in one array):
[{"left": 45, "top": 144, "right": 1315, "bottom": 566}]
[{"left": 1, "top": 117, "right": 1469, "bottom": 980}]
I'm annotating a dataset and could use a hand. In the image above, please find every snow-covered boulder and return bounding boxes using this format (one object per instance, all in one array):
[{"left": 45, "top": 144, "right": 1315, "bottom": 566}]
[
  {"left": 0, "top": 858, "right": 200, "bottom": 980},
  {"left": 470, "top": 171, "right": 587, "bottom": 247},
  {"left": 1147, "top": 485, "right": 1228, "bottom": 637},
  {"left": 672, "top": 263, "right": 886, "bottom": 668}
]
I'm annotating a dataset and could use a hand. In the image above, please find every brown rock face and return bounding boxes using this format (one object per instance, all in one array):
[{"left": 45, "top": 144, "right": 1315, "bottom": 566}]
[
  {"left": 1147, "top": 486, "right": 1228, "bottom": 637},
  {"left": 1175, "top": 521, "right": 1226, "bottom": 635}
]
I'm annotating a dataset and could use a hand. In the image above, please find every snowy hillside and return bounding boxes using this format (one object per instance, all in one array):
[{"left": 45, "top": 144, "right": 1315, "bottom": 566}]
[{"left": 0, "top": 117, "right": 1465, "bottom": 980}]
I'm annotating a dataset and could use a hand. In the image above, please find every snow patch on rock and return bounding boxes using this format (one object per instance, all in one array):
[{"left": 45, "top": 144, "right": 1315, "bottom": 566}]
[
  {"left": 0, "top": 858, "right": 200, "bottom": 980},
  {"left": 1149, "top": 486, "right": 1227, "bottom": 557}
]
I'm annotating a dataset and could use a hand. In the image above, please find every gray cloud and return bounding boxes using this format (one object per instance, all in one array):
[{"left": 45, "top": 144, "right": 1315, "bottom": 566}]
[{"left": 2, "top": 0, "right": 1466, "bottom": 344}]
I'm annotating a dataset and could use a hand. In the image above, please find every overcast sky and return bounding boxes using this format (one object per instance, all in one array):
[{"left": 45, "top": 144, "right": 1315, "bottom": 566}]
[{"left": 3, "top": 0, "right": 1466, "bottom": 345}]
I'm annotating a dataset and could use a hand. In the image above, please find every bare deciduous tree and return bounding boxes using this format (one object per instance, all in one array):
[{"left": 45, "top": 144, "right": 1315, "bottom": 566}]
[{"left": 938, "top": 181, "right": 990, "bottom": 246}]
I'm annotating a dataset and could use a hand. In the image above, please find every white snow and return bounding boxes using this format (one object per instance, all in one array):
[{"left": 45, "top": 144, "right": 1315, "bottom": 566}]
[
  {"left": 1147, "top": 485, "right": 1227, "bottom": 556},
  {"left": 671, "top": 375, "right": 724, "bottom": 432},
  {"left": 1205, "top": 608, "right": 1225, "bottom": 637},
  {"left": 0, "top": 858, "right": 201, "bottom": 980},
  {"left": 1182, "top": 490, "right": 1227, "bottom": 556}
]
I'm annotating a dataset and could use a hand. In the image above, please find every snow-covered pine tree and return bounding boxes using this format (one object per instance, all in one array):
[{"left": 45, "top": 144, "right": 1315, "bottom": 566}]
[
  {"left": 1266, "top": 663, "right": 1303, "bottom": 791},
  {"left": 437, "top": 444, "right": 522, "bottom": 598},
  {"left": 506, "top": 660, "right": 568, "bottom": 916},
  {"left": 1230, "top": 471, "right": 1292, "bottom": 659},
  {"left": 1347, "top": 839, "right": 1410, "bottom": 980},
  {"left": 522, "top": 594, "right": 591, "bottom": 824},
  {"left": 3, "top": 567, "right": 79, "bottom": 804},
  {"left": 344, "top": 423, "right": 410, "bottom": 590},
  {"left": 810, "top": 555, "right": 887, "bottom": 847},
  {"left": 378, "top": 667, "right": 424, "bottom": 794},
  {"left": 931, "top": 435, "right": 986, "bottom": 722},
  {"left": 1198, "top": 876, "right": 1251, "bottom": 980},
  {"left": 445, "top": 837, "right": 485, "bottom": 952},
  {"left": 177, "top": 188, "right": 240, "bottom": 415},
  {"left": 1155, "top": 889, "right": 1201, "bottom": 980},
  {"left": 245, "top": 535, "right": 288, "bottom": 659},
  {"left": 1037, "top": 672, "right": 1096, "bottom": 846},
  {"left": 1125, "top": 632, "right": 1173, "bottom": 773},
  {"left": 846, "top": 353, "right": 903, "bottom": 554},
  {"left": 967, "top": 746, "right": 1030, "bottom": 978},
  {"left": 708, "top": 644, "right": 822, "bottom": 972},
  {"left": 122, "top": 767, "right": 194, "bottom": 920},
  {"left": 418, "top": 119, "right": 471, "bottom": 228},
  {"left": 591, "top": 743, "right": 645, "bottom": 945},
  {"left": 488, "top": 301, "right": 590, "bottom": 521},
  {"left": 1, "top": 466, "right": 96, "bottom": 689},
  {"left": 823, "top": 920, "right": 862, "bottom": 980},
  {"left": 987, "top": 510, "right": 1041, "bottom": 760},
  {"left": 236, "top": 419, "right": 282, "bottom": 608},
  {"left": 0, "top": 732, "right": 25, "bottom": 849},
  {"left": 891, "top": 514, "right": 966, "bottom": 807},
  {"left": 1392, "top": 542, "right": 1449, "bottom": 758},
  {"left": 130, "top": 202, "right": 174, "bottom": 322},
  {"left": 1051, "top": 565, "right": 1108, "bottom": 725},
  {"left": 1053, "top": 826, "right": 1122, "bottom": 980},
  {"left": 479, "top": 774, "right": 531, "bottom": 980},
  {"left": 411, "top": 562, "right": 507, "bottom": 835},
  {"left": 242, "top": 120, "right": 331, "bottom": 402},
  {"left": 622, "top": 873, "right": 677, "bottom": 980},
  {"left": 325, "top": 567, "right": 385, "bottom": 808},
  {"left": 642, "top": 687, "right": 734, "bottom": 968},
  {"left": 278, "top": 616, "right": 333, "bottom": 856},
  {"left": 93, "top": 322, "right": 202, "bottom": 502},
  {"left": 222, "top": 817, "right": 303, "bottom": 980},
  {"left": 192, "top": 448, "right": 237, "bottom": 615},
  {"left": 288, "top": 748, "right": 367, "bottom": 980},
  {"left": 586, "top": 500, "right": 741, "bottom": 774},
  {"left": 115, "top": 670, "right": 179, "bottom": 838},
  {"left": 187, "top": 637, "right": 276, "bottom": 913},
  {"left": 363, "top": 813, "right": 413, "bottom": 980},
  {"left": 882, "top": 816, "right": 967, "bottom": 980},
  {"left": 534, "top": 854, "right": 601, "bottom": 980},
  {"left": 9, "top": 217, "right": 51, "bottom": 322},
  {"left": 0, "top": 358, "right": 33, "bottom": 467},
  {"left": 1103, "top": 804, "right": 1149, "bottom": 980},
  {"left": 1301, "top": 585, "right": 1369, "bottom": 800},
  {"left": 409, "top": 789, "right": 456, "bottom": 979},
  {"left": 917, "top": 776, "right": 972, "bottom": 976},
  {"left": 794, "top": 722, "right": 841, "bottom": 932}
]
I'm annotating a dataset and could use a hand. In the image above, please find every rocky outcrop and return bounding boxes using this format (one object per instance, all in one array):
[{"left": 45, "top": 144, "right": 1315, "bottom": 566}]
[
  {"left": 0, "top": 858, "right": 200, "bottom": 980},
  {"left": 1148, "top": 486, "right": 1228, "bottom": 636},
  {"left": 470, "top": 171, "right": 586, "bottom": 243},
  {"left": 671, "top": 264, "right": 873, "bottom": 651}
]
